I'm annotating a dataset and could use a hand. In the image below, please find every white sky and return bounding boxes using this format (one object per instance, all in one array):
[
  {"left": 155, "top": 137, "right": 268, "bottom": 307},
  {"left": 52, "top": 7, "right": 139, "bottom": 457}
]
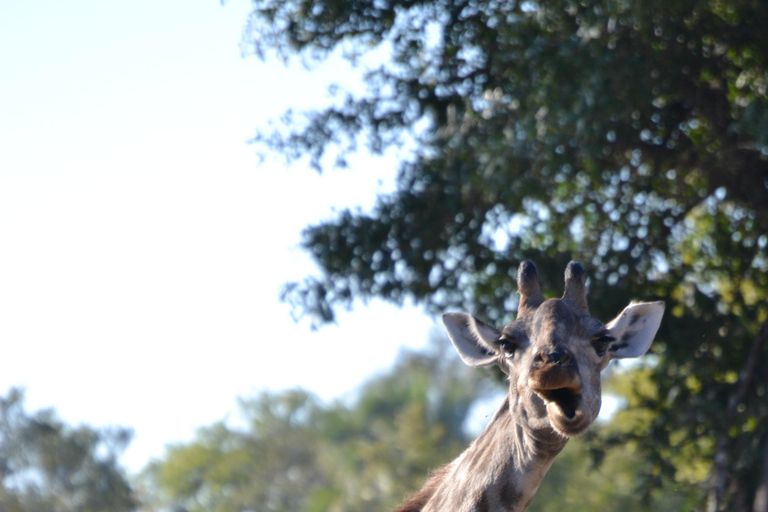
[{"left": 0, "top": 0, "right": 436, "bottom": 472}]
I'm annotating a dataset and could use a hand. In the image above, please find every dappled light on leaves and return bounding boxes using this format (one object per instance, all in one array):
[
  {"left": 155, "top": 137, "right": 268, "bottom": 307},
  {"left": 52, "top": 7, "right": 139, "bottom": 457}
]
[{"left": 245, "top": 0, "right": 768, "bottom": 510}]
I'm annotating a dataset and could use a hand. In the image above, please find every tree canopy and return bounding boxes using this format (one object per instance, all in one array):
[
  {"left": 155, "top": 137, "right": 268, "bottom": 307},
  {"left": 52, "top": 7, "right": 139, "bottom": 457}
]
[
  {"left": 145, "top": 345, "right": 490, "bottom": 512},
  {"left": 0, "top": 388, "right": 136, "bottom": 512},
  {"left": 145, "top": 344, "right": 695, "bottom": 512},
  {"left": 244, "top": 0, "right": 768, "bottom": 510}
]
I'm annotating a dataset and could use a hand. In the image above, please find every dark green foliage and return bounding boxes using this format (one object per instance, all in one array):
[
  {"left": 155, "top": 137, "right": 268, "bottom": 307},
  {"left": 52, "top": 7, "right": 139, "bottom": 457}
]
[
  {"left": 0, "top": 388, "right": 137, "bottom": 512},
  {"left": 245, "top": 1, "right": 768, "bottom": 510}
]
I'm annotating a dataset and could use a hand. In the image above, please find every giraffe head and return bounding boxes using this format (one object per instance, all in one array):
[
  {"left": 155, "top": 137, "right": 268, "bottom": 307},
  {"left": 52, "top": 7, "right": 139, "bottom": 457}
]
[{"left": 443, "top": 260, "right": 664, "bottom": 438}]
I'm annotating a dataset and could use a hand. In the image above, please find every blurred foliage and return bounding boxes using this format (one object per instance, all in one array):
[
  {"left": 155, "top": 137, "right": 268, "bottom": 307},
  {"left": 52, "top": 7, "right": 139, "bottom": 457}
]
[
  {"left": 530, "top": 422, "right": 693, "bottom": 512},
  {"left": 144, "top": 343, "right": 490, "bottom": 512},
  {"left": 145, "top": 343, "right": 714, "bottom": 512},
  {"left": 243, "top": 0, "right": 768, "bottom": 509},
  {"left": 0, "top": 388, "right": 136, "bottom": 512}
]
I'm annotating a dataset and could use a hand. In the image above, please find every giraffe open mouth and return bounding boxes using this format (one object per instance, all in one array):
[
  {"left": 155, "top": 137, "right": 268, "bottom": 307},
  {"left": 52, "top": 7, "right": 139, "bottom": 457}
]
[
  {"left": 529, "top": 368, "right": 583, "bottom": 421},
  {"left": 538, "top": 388, "right": 580, "bottom": 419}
]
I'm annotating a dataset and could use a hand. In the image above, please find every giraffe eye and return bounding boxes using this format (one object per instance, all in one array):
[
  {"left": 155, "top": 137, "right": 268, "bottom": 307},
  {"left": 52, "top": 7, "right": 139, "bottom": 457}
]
[
  {"left": 592, "top": 334, "right": 615, "bottom": 357},
  {"left": 499, "top": 339, "right": 517, "bottom": 358}
]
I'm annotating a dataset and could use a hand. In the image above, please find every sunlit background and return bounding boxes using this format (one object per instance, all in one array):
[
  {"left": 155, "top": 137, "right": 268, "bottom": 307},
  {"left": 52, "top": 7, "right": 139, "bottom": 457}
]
[
  {"left": 4, "top": 2, "right": 768, "bottom": 511},
  {"left": 0, "top": 0, "right": 435, "bottom": 472}
]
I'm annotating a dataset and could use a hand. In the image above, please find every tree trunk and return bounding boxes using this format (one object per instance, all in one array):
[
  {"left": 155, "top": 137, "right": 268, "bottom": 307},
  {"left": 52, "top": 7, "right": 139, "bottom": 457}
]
[
  {"left": 754, "top": 436, "right": 768, "bottom": 512},
  {"left": 708, "top": 320, "right": 768, "bottom": 512}
]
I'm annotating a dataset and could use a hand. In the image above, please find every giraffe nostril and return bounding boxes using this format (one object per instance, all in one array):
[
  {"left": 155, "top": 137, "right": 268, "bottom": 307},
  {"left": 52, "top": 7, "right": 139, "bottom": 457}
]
[{"left": 538, "top": 347, "right": 573, "bottom": 367}]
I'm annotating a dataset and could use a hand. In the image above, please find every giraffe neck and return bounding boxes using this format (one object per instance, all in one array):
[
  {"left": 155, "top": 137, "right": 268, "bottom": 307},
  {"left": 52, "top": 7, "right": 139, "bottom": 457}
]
[{"left": 423, "top": 396, "right": 568, "bottom": 512}]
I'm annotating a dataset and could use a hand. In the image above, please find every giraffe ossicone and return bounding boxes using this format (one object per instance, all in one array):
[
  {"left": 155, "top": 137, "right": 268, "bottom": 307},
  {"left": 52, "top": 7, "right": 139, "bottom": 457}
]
[{"left": 394, "top": 260, "right": 664, "bottom": 512}]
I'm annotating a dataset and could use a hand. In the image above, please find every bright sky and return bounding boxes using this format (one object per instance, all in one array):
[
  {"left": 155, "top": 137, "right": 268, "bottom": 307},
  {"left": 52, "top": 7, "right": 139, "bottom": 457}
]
[{"left": 0, "top": 0, "right": 436, "bottom": 472}]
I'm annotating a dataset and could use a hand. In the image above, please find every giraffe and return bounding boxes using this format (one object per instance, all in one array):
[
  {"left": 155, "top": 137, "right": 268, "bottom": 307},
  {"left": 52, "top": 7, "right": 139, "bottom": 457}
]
[{"left": 394, "top": 260, "right": 664, "bottom": 512}]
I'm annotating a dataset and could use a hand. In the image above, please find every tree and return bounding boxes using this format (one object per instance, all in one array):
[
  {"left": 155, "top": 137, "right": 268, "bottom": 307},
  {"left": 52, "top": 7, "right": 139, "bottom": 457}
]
[
  {"left": 144, "top": 340, "right": 698, "bottom": 512},
  {"left": 144, "top": 342, "right": 492, "bottom": 512},
  {"left": 244, "top": 1, "right": 768, "bottom": 510},
  {"left": 0, "top": 388, "right": 136, "bottom": 512},
  {"left": 145, "top": 390, "right": 330, "bottom": 512}
]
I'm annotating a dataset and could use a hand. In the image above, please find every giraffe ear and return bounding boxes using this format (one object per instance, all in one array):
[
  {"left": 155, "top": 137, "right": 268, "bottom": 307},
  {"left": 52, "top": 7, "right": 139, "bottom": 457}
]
[
  {"left": 442, "top": 313, "right": 501, "bottom": 367},
  {"left": 605, "top": 301, "right": 665, "bottom": 359}
]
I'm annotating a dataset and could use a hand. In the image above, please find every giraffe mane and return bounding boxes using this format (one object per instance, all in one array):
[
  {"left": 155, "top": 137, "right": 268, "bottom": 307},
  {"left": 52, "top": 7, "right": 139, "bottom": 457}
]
[{"left": 392, "top": 464, "right": 453, "bottom": 512}]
